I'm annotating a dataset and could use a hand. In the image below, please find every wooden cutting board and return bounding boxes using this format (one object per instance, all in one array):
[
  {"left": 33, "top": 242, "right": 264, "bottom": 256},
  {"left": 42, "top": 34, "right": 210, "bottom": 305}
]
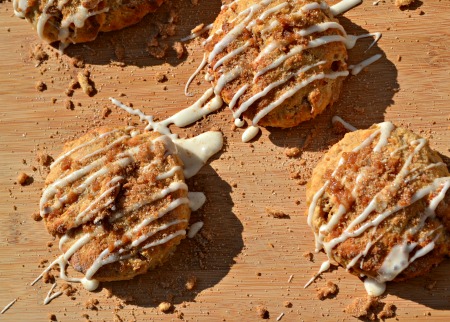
[{"left": 0, "top": 0, "right": 449, "bottom": 321}]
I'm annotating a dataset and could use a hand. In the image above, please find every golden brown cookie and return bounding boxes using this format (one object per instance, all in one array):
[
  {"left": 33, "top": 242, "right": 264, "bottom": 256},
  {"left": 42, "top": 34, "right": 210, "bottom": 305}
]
[
  {"left": 13, "top": 0, "right": 164, "bottom": 45},
  {"left": 307, "top": 122, "right": 450, "bottom": 289},
  {"left": 40, "top": 127, "right": 190, "bottom": 283},
  {"left": 205, "top": 0, "right": 348, "bottom": 128}
]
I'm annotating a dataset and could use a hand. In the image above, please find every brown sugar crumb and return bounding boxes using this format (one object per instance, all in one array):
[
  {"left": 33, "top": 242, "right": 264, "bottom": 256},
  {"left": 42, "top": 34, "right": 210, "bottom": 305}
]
[
  {"left": 185, "top": 276, "right": 197, "bottom": 291},
  {"left": 256, "top": 305, "right": 269, "bottom": 319},
  {"left": 395, "top": 0, "right": 415, "bottom": 7},
  {"left": 32, "top": 211, "right": 42, "bottom": 222},
  {"left": 147, "top": 42, "right": 168, "bottom": 59},
  {"left": 158, "top": 301, "right": 173, "bottom": 313},
  {"left": 31, "top": 44, "right": 48, "bottom": 64},
  {"left": 191, "top": 23, "right": 204, "bottom": 34},
  {"left": 345, "top": 296, "right": 396, "bottom": 320},
  {"left": 36, "top": 152, "right": 52, "bottom": 167},
  {"left": 61, "top": 283, "right": 77, "bottom": 296},
  {"left": 302, "top": 252, "right": 313, "bottom": 261},
  {"left": 77, "top": 71, "right": 96, "bottom": 96},
  {"left": 316, "top": 281, "right": 338, "bottom": 300},
  {"left": 81, "top": 313, "right": 90, "bottom": 321},
  {"left": 65, "top": 99, "right": 75, "bottom": 110},
  {"left": 48, "top": 313, "right": 57, "bottom": 321},
  {"left": 425, "top": 280, "right": 437, "bottom": 290},
  {"left": 85, "top": 298, "right": 99, "bottom": 310},
  {"left": 43, "top": 271, "right": 55, "bottom": 284},
  {"left": 173, "top": 41, "right": 185, "bottom": 59},
  {"left": 265, "top": 207, "right": 290, "bottom": 219},
  {"left": 71, "top": 56, "right": 85, "bottom": 68},
  {"left": 379, "top": 303, "right": 396, "bottom": 320},
  {"left": 283, "top": 301, "right": 292, "bottom": 308},
  {"left": 155, "top": 72, "right": 168, "bottom": 83},
  {"left": 284, "top": 147, "right": 301, "bottom": 158},
  {"left": 102, "top": 107, "right": 112, "bottom": 119},
  {"left": 35, "top": 81, "right": 47, "bottom": 92},
  {"left": 17, "top": 172, "right": 31, "bottom": 186}
]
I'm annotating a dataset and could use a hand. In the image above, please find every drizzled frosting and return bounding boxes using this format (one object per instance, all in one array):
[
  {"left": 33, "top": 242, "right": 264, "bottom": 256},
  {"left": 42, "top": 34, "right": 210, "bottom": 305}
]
[
  {"left": 34, "top": 124, "right": 223, "bottom": 293},
  {"left": 13, "top": 0, "right": 109, "bottom": 49},
  {"left": 306, "top": 122, "right": 450, "bottom": 295},
  {"left": 183, "top": 0, "right": 381, "bottom": 142}
]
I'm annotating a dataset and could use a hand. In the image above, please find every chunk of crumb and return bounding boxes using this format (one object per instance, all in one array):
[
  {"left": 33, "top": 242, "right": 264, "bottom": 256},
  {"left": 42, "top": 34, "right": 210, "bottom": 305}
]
[
  {"left": 35, "top": 81, "right": 47, "bottom": 92},
  {"left": 48, "top": 313, "right": 57, "bottom": 321},
  {"left": 155, "top": 72, "right": 168, "bottom": 83},
  {"left": 77, "top": 71, "right": 96, "bottom": 96},
  {"left": 70, "top": 56, "right": 85, "bottom": 68},
  {"left": 173, "top": 41, "right": 185, "bottom": 59},
  {"left": 61, "top": 283, "right": 77, "bottom": 296},
  {"left": 102, "top": 107, "right": 111, "bottom": 119},
  {"left": 43, "top": 271, "right": 55, "bottom": 284},
  {"left": 36, "top": 152, "right": 52, "bottom": 167},
  {"left": 378, "top": 303, "right": 396, "bottom": 320},
  {"left": 395, "top": 0, "right": 415, "bottom": 7},
  {"left": 65, "top": 100, "right": 75, "bottom": 110},
  {"left": 256, "top": 305, "right": 269, "bottom": 319},
  {"left": 302, "top": 252, "right": 313, "bottom": 262},
  {"left": 32, "top": 212, "right": 42, "bottom": 222},
  {"left": 283, "top": 301, "right": 292, "bottom": 308},
  {"left": 185, "top": 276, "right": 197, "bottom": 291},
  {"left": 17, "top": 172, "right": 31, "bottom": 186},
  {"left": 84, "top": 298, "right": 99, "bottom": 310},
  {"left": 284, "top": 147, "right": 301, "bottom": 158},
  {"left": 316, "top": 281, "right": 338, "bottom": 300},
  {"left": 31, "top": 44, "right": 48, "bottom": 63},
  {"left": 158, "top": 301, "right": 173, "bottom": 313},
  {"left": 265, "top": 207, "right": 290, "bottom": 219}
]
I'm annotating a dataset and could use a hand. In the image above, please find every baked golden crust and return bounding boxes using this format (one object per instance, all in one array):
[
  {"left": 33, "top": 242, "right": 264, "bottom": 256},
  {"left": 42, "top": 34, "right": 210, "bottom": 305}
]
[
  {"left": 41, "top": 127, "right": 190, "bottom": 281},
  {"left": 205, "top": 0, "right": 348, "bottom": 128},
  {"left": 307, "top": 123, "right": 450, "bottom": 282},
  {"left": 14, "top": 0, "right": 164, "bottom": 44}
]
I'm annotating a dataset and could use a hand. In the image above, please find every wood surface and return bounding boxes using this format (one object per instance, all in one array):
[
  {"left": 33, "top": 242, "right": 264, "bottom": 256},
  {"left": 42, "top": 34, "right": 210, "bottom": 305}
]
[{"left": 0, "top": 0, "right": 449, "bottom": 321}]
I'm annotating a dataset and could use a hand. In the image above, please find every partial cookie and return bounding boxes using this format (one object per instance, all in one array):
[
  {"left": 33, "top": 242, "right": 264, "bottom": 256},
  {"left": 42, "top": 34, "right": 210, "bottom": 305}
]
[
  {"left": 13, "top": 0, "right": 164, "bottom": 45},
  {"left": 204, "top": 0, "right": 348, "bottom": 128},
  {"left": 40, "top": 127, "right": 190, "bottom": 283},
  {"left": 306, "top": 122, "right": 450, "bottom": 292}
]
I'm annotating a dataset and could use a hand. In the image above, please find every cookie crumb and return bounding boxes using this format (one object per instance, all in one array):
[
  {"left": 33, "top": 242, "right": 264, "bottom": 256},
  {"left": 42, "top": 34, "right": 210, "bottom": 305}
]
[
  {"left": 48, "top": 313, "right": 57, "bottom": 321},
  {"left": 84, "top": 298, "right": 99, "bottom": 310},
  {"left": 43, "top": 271, "right": 55, "bottom": 284},
  {"left": 102, "top": 107, "right": 112, "bottom": 119},
  {"left": 31, "top": 44, "right": 49, "bottom": 63},
  {"left": 265, "top": 207, "right": 290, "bottom": 219},
  {"left": 284, "top": 147, "right": 301, "bottom": 158},
  {"left": 185, "top": 276, "right": 197, "bottom": 291},
  {"left": 36, "top": 152, "right": 52, "bottom": 167},
  {"left": 158, "top": 301, "right": 173, "bottom": 313},
  {"left": 65, "top": 100, "right": 75, "bottom": 110},
  {"left": 316, "top": 281, "right": 338, "bottom": 300},
  {"left": 283, "top": 301, "right": 292, "bottom": 308},
  {"left": 71, "top": 56, "right": 85, "bottom": 68},
  {"left": 35, "top": 81, "right": 47, "bottom": 92},
  {"left": 302, "top": 252, "right": 313, "bottom": 261},
  {"left": 17, "top": 172, "right": 31, "bottom": 186},
  {"left": 77, "top": 71, "right": 96, "bottom": 96},
  {"left": 32, "top": 211, "right": 42, "bottom": 222},
  {"left": 256, "top": 305, "right": 269, "bottom": 319},
  {"left": 173, "top": 41, "right": 185, "bottom": 59},
  {"left": 395, "top": 0, "right": 415, "bottom": 7},
  {"left": 156, "top": 73, "right": 168, "bottom": 83},
  {"left": 379, "top": 303, "right": 396, "bottom": 320},
  {"left": 345, "top": 296, "right": 396, "bottom": 320}
]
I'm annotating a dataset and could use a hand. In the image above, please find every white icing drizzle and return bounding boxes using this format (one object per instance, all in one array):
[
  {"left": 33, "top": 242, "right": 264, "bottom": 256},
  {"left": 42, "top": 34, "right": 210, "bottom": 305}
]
[
  {"left": 229, "top": 84, "right": 249, "bottom": 110},
  {"left": 330, "top": 0, "right": 362, "bottom": 16},
  {"left": 43, "top": 283, "right": 62, "bottom": 305},
  {"left": 349, "top": 54, "right": 382, "bottom": 75},
  {"left": 188, "top": 192, "right": 207, "bottom": 211},
  {"left": 276, "top": 312, "right": 285, "bottom": 321},
  {"left": 188, "top": 221, "right": 204, "bottom": 238},
  {"left": 185, "top": 54, "right": 208, "bottom": 97},
  {"left": 332, "top": 115, "right": 357, "bottom": 132},
  {"left": 306, "top": 121, "right": 450, "bottom": 294},
  {"left": 16, "top": 0, "right": 109, "bottom": 47},
  {"left": 214, "top": 41, "right": 251, "bottom": 71},
  {"left": 0, "top": 298, "right": 17, "bottom": 314}
]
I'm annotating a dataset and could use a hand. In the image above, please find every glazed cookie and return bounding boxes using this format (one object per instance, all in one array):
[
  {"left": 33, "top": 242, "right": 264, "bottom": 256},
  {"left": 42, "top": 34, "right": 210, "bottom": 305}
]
[
  {"left": 40, "top": 127, "right": 190, "bottom": 289},
  {"left": 13, "top": 0, "right": 164, "bottom": 46},
  {"left": 204, "top": 0, "right": 349, "bottom": 128},
  {"left": 306, "top": 122, "right": 450, "bottom": 295}
]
